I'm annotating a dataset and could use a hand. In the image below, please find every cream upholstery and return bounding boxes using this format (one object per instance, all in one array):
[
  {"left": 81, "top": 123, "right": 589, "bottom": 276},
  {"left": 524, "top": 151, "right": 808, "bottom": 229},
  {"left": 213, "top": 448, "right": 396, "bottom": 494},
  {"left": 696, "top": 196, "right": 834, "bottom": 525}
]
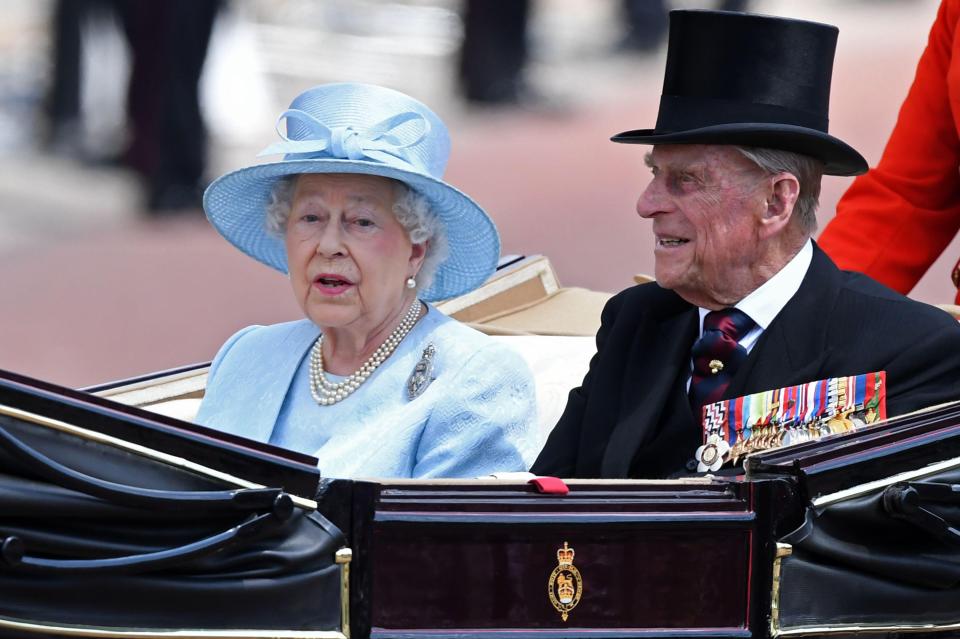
[
  {"left": 492, "top": 336, "right": 593, "bottom": 443},
  {"left": 146, "top": 397, "right": 203, "bottom": 421},
  {"left": 936, "top": 303, "right": 960, "bottom": 320}
]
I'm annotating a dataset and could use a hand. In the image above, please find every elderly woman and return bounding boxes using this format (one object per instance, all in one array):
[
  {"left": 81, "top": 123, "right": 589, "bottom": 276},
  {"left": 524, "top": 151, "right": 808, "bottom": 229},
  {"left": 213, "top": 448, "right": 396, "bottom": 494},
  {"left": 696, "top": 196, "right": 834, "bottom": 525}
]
[{"left": 196, "top": 83, "right": 537, "bottom": 478}]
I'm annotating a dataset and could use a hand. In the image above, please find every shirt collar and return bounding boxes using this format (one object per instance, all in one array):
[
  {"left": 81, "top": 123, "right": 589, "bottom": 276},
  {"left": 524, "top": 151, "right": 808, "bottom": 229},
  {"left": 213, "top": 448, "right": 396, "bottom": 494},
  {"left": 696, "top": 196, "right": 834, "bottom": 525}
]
[{"left": 698, "top": 239, "right": 813, "bottom": 330}]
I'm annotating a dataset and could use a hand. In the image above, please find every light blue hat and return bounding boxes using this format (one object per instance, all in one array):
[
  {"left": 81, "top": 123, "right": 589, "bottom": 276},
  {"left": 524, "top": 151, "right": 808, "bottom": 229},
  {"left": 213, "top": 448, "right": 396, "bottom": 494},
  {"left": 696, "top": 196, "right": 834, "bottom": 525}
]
[{"left": 203, "top": 82, "right": 500, "bottom": 301}]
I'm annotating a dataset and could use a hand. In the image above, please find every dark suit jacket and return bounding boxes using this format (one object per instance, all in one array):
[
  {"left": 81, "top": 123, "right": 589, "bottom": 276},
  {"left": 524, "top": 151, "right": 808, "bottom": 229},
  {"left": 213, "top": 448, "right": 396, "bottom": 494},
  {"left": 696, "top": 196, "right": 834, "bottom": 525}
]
[{"left": 531, "top": 245, "right": 960, "bottom": 479}]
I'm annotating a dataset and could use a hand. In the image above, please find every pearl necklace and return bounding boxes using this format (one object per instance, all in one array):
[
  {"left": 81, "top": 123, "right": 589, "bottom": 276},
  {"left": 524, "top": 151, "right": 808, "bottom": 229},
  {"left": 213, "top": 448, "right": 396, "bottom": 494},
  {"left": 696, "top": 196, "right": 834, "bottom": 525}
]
[{"left": 309, "top": 299, "right": 422, "bottom": 406}]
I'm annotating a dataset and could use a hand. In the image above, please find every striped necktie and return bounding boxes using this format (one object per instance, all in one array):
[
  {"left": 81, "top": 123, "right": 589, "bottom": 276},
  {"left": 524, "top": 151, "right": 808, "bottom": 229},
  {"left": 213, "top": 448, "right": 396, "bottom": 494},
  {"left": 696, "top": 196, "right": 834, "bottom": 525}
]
[{"left": 689, "top": 308, "right": 756, "bottom": 416}]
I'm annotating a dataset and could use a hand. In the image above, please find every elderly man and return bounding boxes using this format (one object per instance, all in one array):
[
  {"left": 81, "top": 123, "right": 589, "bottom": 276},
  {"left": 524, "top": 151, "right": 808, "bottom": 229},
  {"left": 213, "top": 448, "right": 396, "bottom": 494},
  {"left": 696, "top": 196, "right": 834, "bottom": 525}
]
[{"left": 531, "top": 10, "right": 960, "bottom": 479}]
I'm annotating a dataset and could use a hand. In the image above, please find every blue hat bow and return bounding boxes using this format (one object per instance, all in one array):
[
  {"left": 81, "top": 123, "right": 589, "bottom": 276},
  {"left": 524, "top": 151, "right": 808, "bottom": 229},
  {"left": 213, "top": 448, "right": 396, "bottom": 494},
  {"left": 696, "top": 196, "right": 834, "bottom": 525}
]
[{"left": 260, "top": 109, "right": 431, "bottom": 172}]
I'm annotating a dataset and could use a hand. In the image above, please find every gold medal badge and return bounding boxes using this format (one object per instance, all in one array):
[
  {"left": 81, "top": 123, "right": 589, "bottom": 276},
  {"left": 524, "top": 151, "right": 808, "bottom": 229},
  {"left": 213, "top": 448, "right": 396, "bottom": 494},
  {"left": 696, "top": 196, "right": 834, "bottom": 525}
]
[{"left": 547, "top": 542, "right": 582, "bottom": 622}]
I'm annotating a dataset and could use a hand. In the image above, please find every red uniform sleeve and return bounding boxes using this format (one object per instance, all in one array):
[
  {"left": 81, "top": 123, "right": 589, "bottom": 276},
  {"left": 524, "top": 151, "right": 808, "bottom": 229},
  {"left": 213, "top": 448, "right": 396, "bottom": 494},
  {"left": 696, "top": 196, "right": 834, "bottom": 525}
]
[{"left": 819, "top": 0, "right": 960, "bottom": 297}]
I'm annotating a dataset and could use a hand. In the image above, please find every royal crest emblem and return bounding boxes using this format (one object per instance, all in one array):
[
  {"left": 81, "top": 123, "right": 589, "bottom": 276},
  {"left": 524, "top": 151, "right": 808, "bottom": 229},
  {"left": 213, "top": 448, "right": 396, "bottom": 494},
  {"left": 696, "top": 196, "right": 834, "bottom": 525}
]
[{"left": 547, "top": 542, "right": 582, "bottom": 622}]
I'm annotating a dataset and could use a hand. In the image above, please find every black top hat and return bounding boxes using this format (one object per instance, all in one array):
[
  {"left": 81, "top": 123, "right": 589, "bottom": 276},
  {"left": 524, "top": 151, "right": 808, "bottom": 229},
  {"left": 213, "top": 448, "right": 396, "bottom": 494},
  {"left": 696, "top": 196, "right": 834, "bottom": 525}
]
[{"left": 612, "top": 10, "right": 867, "bottom": 176}]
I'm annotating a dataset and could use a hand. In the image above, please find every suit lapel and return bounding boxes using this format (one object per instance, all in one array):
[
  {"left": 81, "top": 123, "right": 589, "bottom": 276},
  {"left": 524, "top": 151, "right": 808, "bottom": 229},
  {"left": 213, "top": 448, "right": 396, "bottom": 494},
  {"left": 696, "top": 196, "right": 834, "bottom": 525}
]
[
  {"left": 727, "top": 244, "right": 840, "bottom": 398},
  {"left": 601, "top": 297, "right": 698, "bottom": 477},
  {"left": 594, "top": 245, "right": 844, "bottom": 477}
]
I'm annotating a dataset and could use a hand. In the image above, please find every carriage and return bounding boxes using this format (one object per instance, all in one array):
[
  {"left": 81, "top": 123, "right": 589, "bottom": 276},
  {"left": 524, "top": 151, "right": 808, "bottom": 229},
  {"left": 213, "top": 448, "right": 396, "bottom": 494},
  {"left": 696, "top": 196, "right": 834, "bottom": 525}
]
[{"left": 2, "top": 257, "right": 959, "bottom": 639}]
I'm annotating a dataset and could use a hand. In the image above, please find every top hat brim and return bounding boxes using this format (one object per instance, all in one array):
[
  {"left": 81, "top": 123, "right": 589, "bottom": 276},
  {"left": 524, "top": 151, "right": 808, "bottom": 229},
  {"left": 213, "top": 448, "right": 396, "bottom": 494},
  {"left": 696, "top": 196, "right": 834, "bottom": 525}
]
[{"left": 611, "top": 122, "right": 867, "bottom": 176}]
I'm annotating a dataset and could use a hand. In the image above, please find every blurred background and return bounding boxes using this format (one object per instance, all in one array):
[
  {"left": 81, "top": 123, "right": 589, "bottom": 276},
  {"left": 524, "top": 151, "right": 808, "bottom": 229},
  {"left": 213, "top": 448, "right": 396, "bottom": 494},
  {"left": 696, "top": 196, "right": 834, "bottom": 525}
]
[{"left": 0, "top": 0, "right": 947, "bottom": 387}]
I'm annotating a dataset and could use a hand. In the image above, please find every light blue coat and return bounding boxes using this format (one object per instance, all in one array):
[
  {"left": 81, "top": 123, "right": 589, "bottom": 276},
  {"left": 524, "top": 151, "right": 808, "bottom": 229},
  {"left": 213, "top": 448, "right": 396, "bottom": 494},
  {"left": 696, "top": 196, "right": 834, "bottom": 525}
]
[{"left": 196, "top": 305, "right": 538, "bottom": 479}]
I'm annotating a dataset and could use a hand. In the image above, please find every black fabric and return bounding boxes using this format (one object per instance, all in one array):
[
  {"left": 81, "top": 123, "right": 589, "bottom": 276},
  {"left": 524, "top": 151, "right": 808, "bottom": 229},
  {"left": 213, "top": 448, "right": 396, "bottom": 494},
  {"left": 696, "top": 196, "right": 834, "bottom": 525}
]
[
  {"left": 611, "top": 10, "right": 867, "bottom": 176},
  {"left": 0, "top": 418, "right": 345, "bottom": 632},
  {"left": 656, "top": 95, "right": 828, "bottom": 134},
  {"left": 778, "top": 554, "right": 960, "bottom": 630},
  {"left": 660, "top": 12, "right": 836, "bottom": 121},
  {"left": 783, "top": 468, "right": 960, "bottom": 590},
  {"left": 531, "top": 244, "right": 960, "bottom": 479},
  {"left": 777, "top": 467, "right": 960, "bottom": 630}
]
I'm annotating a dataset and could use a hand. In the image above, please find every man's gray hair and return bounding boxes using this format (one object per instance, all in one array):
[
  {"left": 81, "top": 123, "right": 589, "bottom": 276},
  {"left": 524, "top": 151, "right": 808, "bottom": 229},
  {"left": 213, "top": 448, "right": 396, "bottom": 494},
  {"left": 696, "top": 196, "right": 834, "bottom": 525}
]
[
  {"left": 264, "top": 175, "right": 449, "bottom": 292},
  {"left": 734, "top": 146, "right": 824, "bottom": 235}
]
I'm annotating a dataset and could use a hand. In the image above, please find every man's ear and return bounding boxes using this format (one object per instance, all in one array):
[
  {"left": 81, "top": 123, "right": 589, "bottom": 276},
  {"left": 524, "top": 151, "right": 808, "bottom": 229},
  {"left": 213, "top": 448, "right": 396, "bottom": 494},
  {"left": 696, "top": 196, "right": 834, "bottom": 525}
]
[{"left": 760, "top": 173, "right": 800, "bottom": 236}]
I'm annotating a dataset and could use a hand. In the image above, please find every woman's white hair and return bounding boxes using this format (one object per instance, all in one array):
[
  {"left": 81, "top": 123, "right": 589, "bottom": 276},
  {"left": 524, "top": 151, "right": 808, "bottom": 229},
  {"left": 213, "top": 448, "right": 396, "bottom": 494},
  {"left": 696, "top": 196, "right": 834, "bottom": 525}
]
[{"left": 264, "top": 175, "right": 449, "bottom": 292}]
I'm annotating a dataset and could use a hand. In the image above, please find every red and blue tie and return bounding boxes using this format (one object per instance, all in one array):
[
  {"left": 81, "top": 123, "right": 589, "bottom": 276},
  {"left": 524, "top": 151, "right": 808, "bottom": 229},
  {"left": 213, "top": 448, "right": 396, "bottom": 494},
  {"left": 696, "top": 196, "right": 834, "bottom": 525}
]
[{"left": 689, "top": 308, "right": 756, "bottom": 416}]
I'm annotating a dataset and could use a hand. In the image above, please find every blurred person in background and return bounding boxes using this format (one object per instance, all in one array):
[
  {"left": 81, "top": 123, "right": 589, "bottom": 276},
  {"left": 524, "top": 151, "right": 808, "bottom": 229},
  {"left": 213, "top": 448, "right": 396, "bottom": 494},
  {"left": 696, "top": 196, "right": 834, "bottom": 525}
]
[
  {"left": 45, "top": 0, "right": 222, "bottom": 214},
  {"left": 819, "top": 0, "right": 960, "bottom": 303},
  {"left": 456, "top": 0, "right": 752, "bottom": 106},
  {"left": 119, "top": 0, "right": 222, "bottom": 212},
  {"left": 619, "top": 0, "right": 750, "bottom": 52},
  {"left": 457, "top": 0, "right": 531, "bottom": 105},
  {"left": 45, "top": 0, "right": 95, "bottom": 151},
  {"left": 197, "top": 83, "right": 538, "bottom": 478}
]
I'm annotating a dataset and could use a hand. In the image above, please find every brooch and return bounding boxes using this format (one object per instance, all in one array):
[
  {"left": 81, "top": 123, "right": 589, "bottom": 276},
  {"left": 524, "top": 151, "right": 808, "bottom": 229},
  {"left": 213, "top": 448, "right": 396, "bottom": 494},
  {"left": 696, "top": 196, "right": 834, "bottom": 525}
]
[{"left": 407, "top": 344, "right": 436, "bottom": 400}]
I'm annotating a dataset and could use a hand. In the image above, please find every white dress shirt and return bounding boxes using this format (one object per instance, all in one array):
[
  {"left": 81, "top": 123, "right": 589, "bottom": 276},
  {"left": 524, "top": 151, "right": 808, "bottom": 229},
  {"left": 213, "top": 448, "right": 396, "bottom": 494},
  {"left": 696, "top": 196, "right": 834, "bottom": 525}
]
[
  {"left": 688, "top": 239, "right": 813, "bottom": 389},
  {"left": 697, "top": 239, "right": 813, "bottom": 350}
]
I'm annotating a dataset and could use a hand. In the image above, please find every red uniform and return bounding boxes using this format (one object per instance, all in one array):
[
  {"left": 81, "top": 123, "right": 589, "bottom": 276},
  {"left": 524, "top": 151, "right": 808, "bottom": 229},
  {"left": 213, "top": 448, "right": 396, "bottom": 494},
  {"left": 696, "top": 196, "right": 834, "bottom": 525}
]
[{"left": 819, "top": 0, "right": 960, "bottom": 302}]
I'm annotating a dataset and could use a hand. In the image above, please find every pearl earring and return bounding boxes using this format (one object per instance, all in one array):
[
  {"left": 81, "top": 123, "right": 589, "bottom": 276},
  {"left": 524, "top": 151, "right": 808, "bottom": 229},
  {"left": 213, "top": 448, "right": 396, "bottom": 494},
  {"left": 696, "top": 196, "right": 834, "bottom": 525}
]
[{"left": 406, "top": 276, "right": 417, "bottom": 289}]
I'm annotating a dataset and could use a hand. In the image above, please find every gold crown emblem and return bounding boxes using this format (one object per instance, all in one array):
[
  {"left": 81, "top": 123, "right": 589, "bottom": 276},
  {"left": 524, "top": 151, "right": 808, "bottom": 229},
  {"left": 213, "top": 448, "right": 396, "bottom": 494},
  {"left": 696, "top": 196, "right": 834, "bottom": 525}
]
[
  {"left": 548, "top": 541, "right": 583, "bottom": 622},
  {"left": 556, "top": 573, "right": 575, "bottom": 602}
]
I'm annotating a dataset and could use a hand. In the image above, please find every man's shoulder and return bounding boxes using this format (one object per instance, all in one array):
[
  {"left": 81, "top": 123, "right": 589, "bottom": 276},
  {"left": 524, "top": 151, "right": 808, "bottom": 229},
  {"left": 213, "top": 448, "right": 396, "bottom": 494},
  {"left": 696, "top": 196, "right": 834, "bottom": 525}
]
[
  {"left": 802, "top": 247, "right": 958, "bottom": 333},
  {"left": 609, "top": 281, "right": 687, "bottom": 312},
  {"left": 835, "top": 270, "right": 960, "bottom": 330},
  {"left": 599, "top": 282, "right": 690, "bottom": 329}
]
